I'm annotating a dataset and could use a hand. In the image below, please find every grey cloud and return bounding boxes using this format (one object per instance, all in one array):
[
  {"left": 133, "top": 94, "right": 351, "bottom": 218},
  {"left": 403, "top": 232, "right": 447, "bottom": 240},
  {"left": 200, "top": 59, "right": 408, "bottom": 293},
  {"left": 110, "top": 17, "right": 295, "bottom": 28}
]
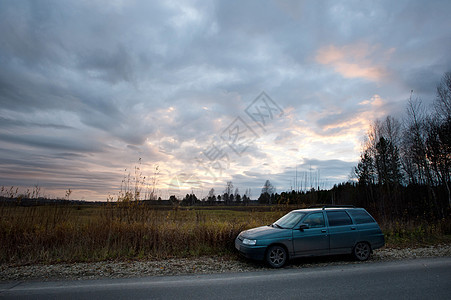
[
  {"left": 77, "top": 45, "right": 137, "bottom": 84},
  {"left": 0, "top": 133, "right": 106, "bottom": 153},
  {"left": 51, "top": 152, "right": 87, "bottom": 160},
  {"left": 298, "top": 158, "right": 356, "bottom": 175},
  {"left": 0, "top": 1, "right": 63, "bottom": 67},
  {"left": 0, "top": 116, "right": 73, "bottom": 130}
]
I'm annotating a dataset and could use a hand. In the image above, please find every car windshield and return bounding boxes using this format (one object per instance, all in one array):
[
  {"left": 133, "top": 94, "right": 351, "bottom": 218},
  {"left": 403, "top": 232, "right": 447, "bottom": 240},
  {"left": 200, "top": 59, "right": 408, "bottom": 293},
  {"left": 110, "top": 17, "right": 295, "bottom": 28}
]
[{"left": 273, "top": 212, "right": 306, "bottom": 229}]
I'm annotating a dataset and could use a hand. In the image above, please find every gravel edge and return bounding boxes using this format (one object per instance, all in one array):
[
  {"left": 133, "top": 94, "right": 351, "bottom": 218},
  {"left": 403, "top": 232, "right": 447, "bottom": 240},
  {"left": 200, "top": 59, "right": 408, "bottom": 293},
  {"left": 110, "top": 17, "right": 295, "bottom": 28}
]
[{"left": 1, "top": 245, "right": 450, "bottom": 282}]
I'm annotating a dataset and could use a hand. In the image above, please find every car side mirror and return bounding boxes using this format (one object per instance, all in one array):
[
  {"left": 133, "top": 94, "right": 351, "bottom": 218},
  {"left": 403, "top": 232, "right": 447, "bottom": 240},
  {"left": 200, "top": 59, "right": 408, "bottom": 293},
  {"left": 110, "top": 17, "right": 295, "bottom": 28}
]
[{"left": 299, "top": 224, "right": 309, "bottom": 231}]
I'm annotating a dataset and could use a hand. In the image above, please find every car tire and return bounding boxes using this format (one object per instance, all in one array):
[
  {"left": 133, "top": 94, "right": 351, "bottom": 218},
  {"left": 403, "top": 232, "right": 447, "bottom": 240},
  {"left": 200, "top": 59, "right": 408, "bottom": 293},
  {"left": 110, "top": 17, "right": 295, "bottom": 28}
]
[
  {"left": 266, "top": 245, "right": 287, "bottom": 268},
  {"left": 353, "top": 242, "right": 371, "bottom": 261}
]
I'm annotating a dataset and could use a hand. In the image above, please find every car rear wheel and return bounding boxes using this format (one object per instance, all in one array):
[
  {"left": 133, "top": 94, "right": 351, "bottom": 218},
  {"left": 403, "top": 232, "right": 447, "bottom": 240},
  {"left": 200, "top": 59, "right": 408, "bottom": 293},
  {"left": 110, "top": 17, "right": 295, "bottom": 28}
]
[
  {"left": 266, "top": 245, "right": 287, "bottom": 268},
  {"left": 353, "top": 242, "right": 371, "bottom": 261}
]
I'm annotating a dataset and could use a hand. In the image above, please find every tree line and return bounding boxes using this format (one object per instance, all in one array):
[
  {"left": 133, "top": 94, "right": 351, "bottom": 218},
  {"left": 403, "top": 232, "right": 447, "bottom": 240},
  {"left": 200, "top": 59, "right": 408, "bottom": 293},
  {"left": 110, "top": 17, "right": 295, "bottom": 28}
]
[{"left": 353, "top": 72, "right": 450, "bottom": 219}]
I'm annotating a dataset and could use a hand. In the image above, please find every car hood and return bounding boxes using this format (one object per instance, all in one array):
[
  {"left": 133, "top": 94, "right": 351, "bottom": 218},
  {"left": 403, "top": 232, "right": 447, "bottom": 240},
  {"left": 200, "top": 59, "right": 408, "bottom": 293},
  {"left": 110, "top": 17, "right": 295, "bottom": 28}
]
[{"left": 240, "top": 225, "right": 291, "bottom": 239}]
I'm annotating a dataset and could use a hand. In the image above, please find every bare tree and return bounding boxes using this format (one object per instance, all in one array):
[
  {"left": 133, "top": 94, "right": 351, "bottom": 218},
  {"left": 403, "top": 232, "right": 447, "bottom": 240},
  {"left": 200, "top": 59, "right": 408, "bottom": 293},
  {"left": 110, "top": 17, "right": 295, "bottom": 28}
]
[
  {"left": 223, "top": 181, "right": 233, "bottom": 205},
  {"left": 207, "top": 188, "right": 216, "bottom": 204},
  {"left": 208, "top": 188, "right": 215, "bottom": 198},
  {"left": 258, "top": 180, "right": 275, "bottom": 204},
  {"left": 261, "top": 180, "right": 275, "bottom": 195},
  {"left": 402, "top": 98, "right": 432, "bottom": 185},
  {"left": 435, "top": 71, "right": 451, "bottom": 120},
  {"left": 224, "top": 181, "right": 233, "bottom": 195},
  {"left": 430, "top": 72, "right": 451, "bottom": 208},
  {"left": 357, "top": 116, "right": 403, "bottom": 186},
  {"left": 426, "top": 117, "right": 451, "bottom": 208},
  {"left": 234, "top": 187, "right": 241, "bottom": 203},
  {"left": 375, "top": 137, "right": 402, "bottom": 186}
]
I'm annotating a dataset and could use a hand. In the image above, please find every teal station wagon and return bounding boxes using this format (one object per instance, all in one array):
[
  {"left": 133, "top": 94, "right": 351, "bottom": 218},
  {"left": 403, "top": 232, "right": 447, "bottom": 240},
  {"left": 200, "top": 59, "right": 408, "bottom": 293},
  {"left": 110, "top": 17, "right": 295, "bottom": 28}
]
[{"left": 235, "top": 206, "right": 385, "bottom": 268}]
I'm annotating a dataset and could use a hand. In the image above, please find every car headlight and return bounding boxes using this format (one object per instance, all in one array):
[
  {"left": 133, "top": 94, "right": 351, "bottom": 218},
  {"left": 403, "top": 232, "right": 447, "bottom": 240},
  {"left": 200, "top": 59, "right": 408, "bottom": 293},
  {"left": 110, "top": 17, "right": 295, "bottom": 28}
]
[{"left": 242, "top": 238, "right": 257, "bottom": 246}]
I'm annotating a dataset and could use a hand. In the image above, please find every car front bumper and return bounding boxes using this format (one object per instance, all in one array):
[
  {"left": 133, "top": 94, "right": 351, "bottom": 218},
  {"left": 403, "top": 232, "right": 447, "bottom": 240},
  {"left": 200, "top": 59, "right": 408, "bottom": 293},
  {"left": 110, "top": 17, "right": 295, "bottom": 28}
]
[{"left": 235, "top": 238, "right": 266, "bottom": 261}]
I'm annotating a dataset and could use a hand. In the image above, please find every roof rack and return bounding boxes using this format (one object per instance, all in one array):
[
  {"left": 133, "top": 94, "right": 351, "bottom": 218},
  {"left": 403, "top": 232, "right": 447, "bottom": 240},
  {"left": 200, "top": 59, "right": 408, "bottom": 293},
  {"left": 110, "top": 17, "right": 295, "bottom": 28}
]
[{"left": 308, "top": 204, "right": 356, "bottom": 210}]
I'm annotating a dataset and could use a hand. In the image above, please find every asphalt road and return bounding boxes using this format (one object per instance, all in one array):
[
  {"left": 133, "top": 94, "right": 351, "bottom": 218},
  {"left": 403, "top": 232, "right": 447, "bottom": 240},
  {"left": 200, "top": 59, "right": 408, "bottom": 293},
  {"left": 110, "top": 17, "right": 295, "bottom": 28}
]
[{"left": 1, "top": 257, "right": 450, "bottom": 300}]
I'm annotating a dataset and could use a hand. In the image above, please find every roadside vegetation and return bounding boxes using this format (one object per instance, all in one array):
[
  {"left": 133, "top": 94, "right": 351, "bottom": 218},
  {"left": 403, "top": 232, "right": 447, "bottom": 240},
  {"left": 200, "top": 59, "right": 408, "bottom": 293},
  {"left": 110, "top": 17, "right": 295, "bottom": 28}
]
[
  {"left": 0, "top": 202, "right": 449, "bottom": 265},
  {"left": 0, "top": 203, "right": 284, "bottom": 264}
]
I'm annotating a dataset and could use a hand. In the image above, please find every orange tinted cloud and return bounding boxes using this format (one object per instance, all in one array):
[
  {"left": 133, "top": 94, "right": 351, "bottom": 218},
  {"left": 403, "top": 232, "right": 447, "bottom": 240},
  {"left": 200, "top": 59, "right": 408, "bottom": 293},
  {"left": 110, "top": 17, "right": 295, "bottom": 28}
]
[
  {"left": 359, "top": 94, "right": 384, "bottom": 107},
  {"left": 316, "top": 43, "right": 394, "bottom": 81}
]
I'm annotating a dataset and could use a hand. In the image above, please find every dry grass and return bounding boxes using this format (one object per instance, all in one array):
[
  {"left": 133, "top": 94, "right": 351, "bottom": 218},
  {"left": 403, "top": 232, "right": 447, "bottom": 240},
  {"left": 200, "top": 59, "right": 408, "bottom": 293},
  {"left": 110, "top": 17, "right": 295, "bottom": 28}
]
[
  {"left": 0, "top": 203, "right": 288, "bottom": 264},
  {"left": 381, "top": 218, "right": 451, "bottom": 247},
  {"left": 1, "top": 202, "right": 448, "bottom": 265}
]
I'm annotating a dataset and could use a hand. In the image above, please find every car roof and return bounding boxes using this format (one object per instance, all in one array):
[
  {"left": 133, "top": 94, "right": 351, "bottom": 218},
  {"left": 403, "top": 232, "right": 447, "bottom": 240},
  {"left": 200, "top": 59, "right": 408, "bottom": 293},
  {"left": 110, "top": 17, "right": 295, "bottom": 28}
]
[{"left": 290, "top": 206, "right": 364, "bottom": 213}]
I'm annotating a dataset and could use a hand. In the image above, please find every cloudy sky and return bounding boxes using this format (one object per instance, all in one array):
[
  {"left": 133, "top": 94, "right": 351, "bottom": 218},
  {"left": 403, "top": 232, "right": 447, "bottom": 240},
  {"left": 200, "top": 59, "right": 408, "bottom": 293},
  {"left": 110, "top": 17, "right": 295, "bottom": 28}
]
[{"left": 0, "top": 0, "right": 450, "bottom": 201}]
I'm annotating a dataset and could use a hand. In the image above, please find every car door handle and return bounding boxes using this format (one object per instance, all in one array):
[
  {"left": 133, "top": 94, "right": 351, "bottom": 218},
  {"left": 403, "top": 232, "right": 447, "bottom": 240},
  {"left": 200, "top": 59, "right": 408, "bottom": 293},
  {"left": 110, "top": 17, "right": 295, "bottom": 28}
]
[
  {"left": 351, "top": 227, "right": 356, "bottom": 230},
  {"left": 321, "top": 229, "right": 327, "bottom": 233}
]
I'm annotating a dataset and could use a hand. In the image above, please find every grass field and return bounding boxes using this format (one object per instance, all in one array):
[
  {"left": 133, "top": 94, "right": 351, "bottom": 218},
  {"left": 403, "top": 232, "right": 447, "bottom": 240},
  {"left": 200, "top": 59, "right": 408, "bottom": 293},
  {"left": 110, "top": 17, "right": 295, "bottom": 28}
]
[{"left": 0, "top": 203, "right": 449, "bottom": 265}]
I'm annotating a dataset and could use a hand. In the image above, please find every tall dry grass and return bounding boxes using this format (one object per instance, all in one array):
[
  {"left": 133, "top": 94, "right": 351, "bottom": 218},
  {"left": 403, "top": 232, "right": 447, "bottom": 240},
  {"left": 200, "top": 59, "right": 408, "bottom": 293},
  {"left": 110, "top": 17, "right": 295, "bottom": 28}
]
[
  {"left": 0, "top": 202, "right": 287, "bottom": 264},
  {"left": 1, "top": 201, "right": 448, "bottom": 265},
  {"left": 381, "top": 217, "right": 450, "bottom": 247}
]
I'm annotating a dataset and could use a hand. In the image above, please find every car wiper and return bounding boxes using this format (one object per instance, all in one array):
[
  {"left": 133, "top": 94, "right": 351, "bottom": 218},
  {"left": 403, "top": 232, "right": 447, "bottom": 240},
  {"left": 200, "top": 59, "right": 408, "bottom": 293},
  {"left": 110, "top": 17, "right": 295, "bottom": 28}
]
[{"left": 273, "top": 223, "right": 284, "bottom": 229}]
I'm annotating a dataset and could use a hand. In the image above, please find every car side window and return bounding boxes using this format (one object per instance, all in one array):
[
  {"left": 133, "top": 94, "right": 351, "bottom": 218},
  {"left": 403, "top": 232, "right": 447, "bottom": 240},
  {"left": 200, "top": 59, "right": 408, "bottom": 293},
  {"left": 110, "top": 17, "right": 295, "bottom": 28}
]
[
  {"left": 326, "top": 211, "right": 353, "bottom": 226},
  {"left": 302, "top": 213, "right": 325, "bottom": 228},
  {"left": 348, "top": 210, "right": 376, "bottom": 224}
]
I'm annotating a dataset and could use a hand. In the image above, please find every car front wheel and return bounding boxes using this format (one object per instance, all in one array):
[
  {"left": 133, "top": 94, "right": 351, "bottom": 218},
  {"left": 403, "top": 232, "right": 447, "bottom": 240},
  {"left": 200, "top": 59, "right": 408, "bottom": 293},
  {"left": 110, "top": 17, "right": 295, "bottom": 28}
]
[
  {"left": 266, "top": 245, "right": 287, "bottom": 268},
  {"left": 353, "top": 242, "right": 371, "bottom": 261}
]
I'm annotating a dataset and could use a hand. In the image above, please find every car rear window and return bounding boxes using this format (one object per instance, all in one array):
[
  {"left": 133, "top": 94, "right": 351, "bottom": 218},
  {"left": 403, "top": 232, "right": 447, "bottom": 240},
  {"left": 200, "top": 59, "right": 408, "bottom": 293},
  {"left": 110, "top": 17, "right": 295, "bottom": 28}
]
[
  {"left": 326, "top": 211, "right": 353, "bottom": 226},
  {"left": 348, "top": 210, "right": 376, "bottom": 224}
]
